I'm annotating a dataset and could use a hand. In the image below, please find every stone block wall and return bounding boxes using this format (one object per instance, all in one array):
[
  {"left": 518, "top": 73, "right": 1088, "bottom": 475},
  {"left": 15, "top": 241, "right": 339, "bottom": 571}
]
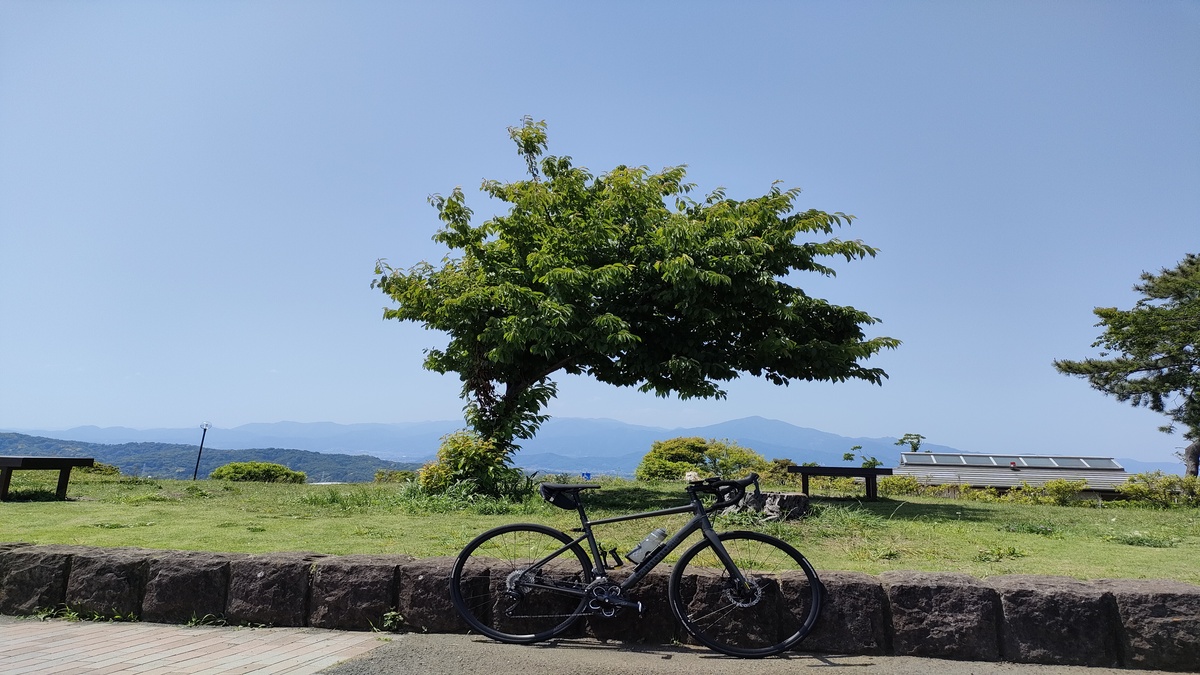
[{"left": 0, "top": 543, "right": 1196, "bottom": 671}]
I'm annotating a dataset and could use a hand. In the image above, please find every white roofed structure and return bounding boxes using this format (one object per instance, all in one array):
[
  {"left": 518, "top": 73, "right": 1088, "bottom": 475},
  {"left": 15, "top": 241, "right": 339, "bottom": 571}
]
[{"left": 893, "top": 452, "right": 1130, "bottom": 492}]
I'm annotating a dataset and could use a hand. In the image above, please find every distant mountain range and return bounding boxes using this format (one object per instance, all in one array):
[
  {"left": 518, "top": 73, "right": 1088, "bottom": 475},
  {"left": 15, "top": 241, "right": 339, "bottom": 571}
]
[
  {"left": 0, "top": 433, "right": 422, "bottom": 483},
  {"left": 1, "top": 417, "right": 1182, "bottom": 479}
]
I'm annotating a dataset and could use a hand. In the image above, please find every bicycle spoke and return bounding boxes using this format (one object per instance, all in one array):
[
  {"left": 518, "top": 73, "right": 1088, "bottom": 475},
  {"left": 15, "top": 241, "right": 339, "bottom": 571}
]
[
  {"left": 669, "top": 531, "right": 822, "bottom": 658},
  {"left": 450, "top": 524, "right": 592, "bottom": 644}
]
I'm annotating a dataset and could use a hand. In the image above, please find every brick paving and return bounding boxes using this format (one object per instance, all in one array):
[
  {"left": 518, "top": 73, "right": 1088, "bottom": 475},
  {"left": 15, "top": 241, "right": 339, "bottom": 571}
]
[{"left": 0, "top": 615, "right": 387, "bottom": 674}]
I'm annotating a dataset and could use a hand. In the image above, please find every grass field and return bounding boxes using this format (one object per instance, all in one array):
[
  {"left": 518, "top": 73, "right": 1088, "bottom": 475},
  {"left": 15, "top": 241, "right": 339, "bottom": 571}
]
[{"left": 1, "top": 471, "right": 1197, "bottom": 584}]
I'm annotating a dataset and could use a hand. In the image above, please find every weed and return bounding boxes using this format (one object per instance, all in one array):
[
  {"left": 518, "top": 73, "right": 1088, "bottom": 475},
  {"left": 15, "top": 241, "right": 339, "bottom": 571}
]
[
  {"left": 974, "top": 546, "right": 1027, "bottom": 562},
  {"left": 35, "top": 605, "right": 80, "bottom": 621},
  {"left": 186, "top": 613, "right": 226, "bottom": 627},
  {"left": 1105, "top": 531, "right": 1180, "bottom": 548},
  {"left": 1002, "top": 522, "right": 1058, "bottom": 537},
  {"left": 382, "top": 611, "right": 404, "bottom": 632},
  {"left": 184, "top": 485, "right": 213, "bottom": 498}
]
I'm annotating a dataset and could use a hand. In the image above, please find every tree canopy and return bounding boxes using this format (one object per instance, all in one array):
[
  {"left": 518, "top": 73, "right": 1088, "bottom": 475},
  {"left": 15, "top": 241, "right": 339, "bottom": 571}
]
[
  {"left": 1053, "top": 253, "right": 1200, "bottom": 475},
  {"left": 374, "top": 118, "right": 899, "bottom": 452}
]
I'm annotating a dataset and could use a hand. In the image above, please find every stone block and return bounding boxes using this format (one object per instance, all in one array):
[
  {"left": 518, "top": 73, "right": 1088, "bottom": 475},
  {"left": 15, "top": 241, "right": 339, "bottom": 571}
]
[
  {"left": 989, "top": 575, "right": 1120, "bottom": 667},
  {"left": 226, "top": 552, "right": 325, "bottom": 626},
  {"left": 882, "top": 571, "right": 1000, "bottom": 661},
  {"left": 397, "top": 557, "right": 469, "bottom": 633},
  {"left": 309, "top": 554, "right": 408, "bottom": 631},
  {"left": 142, "top": 550, "right": 240, "bottom": 624},
  {"left": 1105, "top": 578, "right": 1200, "bottom": 672},
  {"left": 672, "top": 563, "right": 789, "bottom": 650},
  {"left": 65, "top": 547, "right": 151, "bottom": 619},
  {"left": 585, "top": 567, "right": 678, "bottom": 645},
  {"left": 803, "top": 571, "right": 890, "bottom": 655},
  {"left": 0, "top": 544, "right": 81, "bottom": 614}
]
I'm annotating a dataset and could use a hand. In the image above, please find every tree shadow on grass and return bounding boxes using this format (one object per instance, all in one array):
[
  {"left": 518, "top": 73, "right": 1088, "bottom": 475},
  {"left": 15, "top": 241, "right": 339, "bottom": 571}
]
[
  {"left": 810, "top": 496, "right": 999, "bottom": 523},
  {"left": 2, "top": 488, "right": 60, "bottom": 502}
]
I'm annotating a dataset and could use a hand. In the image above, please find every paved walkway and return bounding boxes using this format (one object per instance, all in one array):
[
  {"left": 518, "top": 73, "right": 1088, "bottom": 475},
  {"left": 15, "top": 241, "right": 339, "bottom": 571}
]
[{"left": 0, "top": 615, "right": 388, "bottom": 674}]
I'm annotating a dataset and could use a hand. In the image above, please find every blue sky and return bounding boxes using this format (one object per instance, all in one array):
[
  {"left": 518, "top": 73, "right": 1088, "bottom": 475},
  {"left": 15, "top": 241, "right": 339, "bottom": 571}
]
[{"left": 1, "top": 1, "right": 1197, "bottom": 462}]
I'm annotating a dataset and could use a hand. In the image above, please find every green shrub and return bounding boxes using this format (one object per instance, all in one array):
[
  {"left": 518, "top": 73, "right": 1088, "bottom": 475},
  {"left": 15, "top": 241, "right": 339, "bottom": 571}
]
[
  {"left": 878, "top": 475, "right": 922, "bottom": 496},
  {"left": 634, "top": 437, "right": 769, "bottom": 481},
  {"left": 209, "top": 462, "right": 306, "bottom": 483},
  {"left": 1003, "top": 479, "right": 1087, "bottom": 506},
  {"left": 418, "top": 430, "right": 533, "bottom": 499},
  {"left": 1117, "top": 471, "right": 1200, "bottom": 508},
  {"left": 78, "top": 462, "right": 121, "bottom": 476},
  {"left": 374, "top": 469, "right": 416, "bottom": 483}
]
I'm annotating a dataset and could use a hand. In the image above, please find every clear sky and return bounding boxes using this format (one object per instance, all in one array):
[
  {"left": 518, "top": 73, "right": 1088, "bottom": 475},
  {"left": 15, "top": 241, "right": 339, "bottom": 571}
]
[{"left": 1, "top": 1, "right": 1197, "bottom": 463}]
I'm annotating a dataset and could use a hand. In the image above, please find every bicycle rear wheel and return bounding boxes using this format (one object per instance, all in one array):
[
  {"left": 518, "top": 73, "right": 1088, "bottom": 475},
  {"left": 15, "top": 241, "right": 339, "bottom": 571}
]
[
  {"left": 668, "top": 530, "right": 822, "bottom": 658},
  {"left": 449, "top": 523, "right": 594, "bottom": 644}
]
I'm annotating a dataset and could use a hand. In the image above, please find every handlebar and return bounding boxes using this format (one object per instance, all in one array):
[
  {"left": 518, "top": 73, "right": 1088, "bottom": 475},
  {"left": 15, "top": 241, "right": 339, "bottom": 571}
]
[{"left": 687, "top": 473, "right": 760, "bottom": 512}]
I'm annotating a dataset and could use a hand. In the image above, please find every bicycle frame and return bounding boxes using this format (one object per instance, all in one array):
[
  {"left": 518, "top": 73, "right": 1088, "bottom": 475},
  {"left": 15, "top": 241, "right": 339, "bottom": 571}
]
[{"left": 522, "top": 490, "right": 750, "bottom": 599}]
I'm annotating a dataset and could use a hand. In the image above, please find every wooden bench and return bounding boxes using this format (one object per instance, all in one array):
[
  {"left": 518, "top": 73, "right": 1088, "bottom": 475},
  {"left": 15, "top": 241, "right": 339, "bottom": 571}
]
[
  {"left": 0, "top": 456, "right": 95, "bottom": 501},
  {"left": 786, "top": 465, "right": 894, "bottom": 500}
]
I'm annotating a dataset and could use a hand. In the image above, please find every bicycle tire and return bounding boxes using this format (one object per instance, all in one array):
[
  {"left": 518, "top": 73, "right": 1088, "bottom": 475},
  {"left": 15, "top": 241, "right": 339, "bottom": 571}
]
[
  {"left": 449, "top": 523, "right": 594, "bottom": 644},
  {"left": 668, "top": 530, "right": 822, "bottom": 658}
]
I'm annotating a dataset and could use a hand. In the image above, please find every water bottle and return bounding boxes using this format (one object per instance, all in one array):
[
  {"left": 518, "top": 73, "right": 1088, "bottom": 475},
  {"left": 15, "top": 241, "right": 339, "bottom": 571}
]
[{"left": 626, "top": 528, "right": 667, "bottom": 564}]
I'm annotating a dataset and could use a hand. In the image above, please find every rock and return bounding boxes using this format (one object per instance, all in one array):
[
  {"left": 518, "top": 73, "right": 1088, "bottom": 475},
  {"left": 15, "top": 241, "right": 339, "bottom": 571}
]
[
  {"left": 309, "top": 554, "right": 409, "bottom": 631},
  {"left": 802, "top": 571, "right": 890, "bottom": 655},
  {"left": 142, "top": 550, "right": 241, "bottom": 624},
  {"left": 226, "top": 552, "right": 326, "bottom": 626},
  {"left": 882, "top": 571, "right": 1000, "bottom": 661},
  {"left": 1105, "top": 578, "right": 1200, "bottom": 672},
  {"left": 585, "top": 566, "right": 678, "bottom": 645},
  {"left": 0, "top": 544, "right": 81, "bottom": 614},
  {"left": 64, "top": 547, "right": 151, "bottom": 619},
  {"left": 988, "top": 575, "right": 1120, "bottom": 667},
  {"left": 672, "top": 564, "right": 786, "bottom": 649},
  {"left": 725, "top": 491, "right": 809, "bottom": 520},
  {"left": 397, "top": 557, "right": 469, "bottom": 633}
]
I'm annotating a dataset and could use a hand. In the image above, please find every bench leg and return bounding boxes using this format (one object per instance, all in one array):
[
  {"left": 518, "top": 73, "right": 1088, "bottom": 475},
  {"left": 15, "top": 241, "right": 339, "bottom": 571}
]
[
  {"left": 55, "top": 468, "right": 74, "bottom": 500},
  {"left": 866, "top": 477, "right": 878, "bottom": 500},
  {"left": 0, "top": 468, "right": 11, "bottom": 501},
  {"left": 801, "top": 474, "right": 810, "bottom": 496}
]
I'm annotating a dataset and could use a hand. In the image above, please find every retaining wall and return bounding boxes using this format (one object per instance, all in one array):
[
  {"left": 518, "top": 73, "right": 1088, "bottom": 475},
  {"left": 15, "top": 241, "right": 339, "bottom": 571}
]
[{"left": 1, "top": 542, "right": 1197, "bottom": 671}]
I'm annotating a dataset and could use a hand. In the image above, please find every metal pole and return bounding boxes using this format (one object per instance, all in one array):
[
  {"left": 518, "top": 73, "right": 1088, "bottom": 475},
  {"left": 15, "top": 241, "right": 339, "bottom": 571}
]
[{"left": 192, "top": 422, "right": 211, "bottom": 480}]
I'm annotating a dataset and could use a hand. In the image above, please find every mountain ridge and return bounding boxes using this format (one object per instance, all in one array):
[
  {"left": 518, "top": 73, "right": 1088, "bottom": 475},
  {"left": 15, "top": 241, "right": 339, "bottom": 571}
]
[{"left": 2, "top": 417, "right": 1182, "bottom": 478}]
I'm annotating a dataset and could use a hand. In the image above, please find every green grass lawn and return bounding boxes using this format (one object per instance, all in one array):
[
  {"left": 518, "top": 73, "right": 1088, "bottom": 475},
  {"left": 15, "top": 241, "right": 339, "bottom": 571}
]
[{"left": 1, "top": 471, "right": 1197, "bottom": 584}]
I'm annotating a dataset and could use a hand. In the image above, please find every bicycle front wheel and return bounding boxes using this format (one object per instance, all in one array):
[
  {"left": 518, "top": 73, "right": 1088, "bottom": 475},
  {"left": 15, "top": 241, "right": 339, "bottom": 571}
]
[
  {"left": 449, "top": 523, "right": 594, "bottom": 644},
  {"left": 668, "top": 531, "right": 822, "bottom": 658}
]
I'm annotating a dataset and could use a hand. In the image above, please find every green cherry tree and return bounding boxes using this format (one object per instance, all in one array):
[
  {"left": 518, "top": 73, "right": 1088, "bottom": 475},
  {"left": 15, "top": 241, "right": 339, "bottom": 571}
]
[
  {"left": 1054, "top": 254, "right": 1200, "bottom": 476},
  {"left": 374, "top": 118, "right": 899, "bottom": 459}
]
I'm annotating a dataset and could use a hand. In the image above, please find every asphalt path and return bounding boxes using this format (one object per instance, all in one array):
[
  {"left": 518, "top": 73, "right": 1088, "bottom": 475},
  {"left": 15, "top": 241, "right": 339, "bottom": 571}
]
[{"left": 317, "top": 633, "right": 1170, "bottom": 675}]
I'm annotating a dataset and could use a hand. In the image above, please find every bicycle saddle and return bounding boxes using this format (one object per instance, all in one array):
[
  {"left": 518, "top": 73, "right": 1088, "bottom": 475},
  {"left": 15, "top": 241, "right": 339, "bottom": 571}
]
[{"left": 538, "top": 482, "right": 600, "bottom": 510}]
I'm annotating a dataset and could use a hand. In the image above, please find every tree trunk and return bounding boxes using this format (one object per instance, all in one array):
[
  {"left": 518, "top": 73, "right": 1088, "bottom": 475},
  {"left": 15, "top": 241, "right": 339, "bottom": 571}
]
[{"left": 1184, "top": 441, "right": 1199, "bottom": 478}]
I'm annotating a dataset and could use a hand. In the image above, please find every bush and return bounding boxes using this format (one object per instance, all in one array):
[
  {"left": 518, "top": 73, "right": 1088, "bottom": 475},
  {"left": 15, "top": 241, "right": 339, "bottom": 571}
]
[
  {"left": 634, "top": 437, "right": 769, "bottom": 481},
  {"left": 78, "top": 462, "right": 121, "bottom": 476},
  {"left": 878, "top": 475, "right": 922, "bottom": 496},
  {"left": 209, "top": 462, "right": 306, "bottom": 483},
  {"left": 374, "top": 469, "right": 416, "bottom": 483},
  {"left": 1003, "top": 479, "right": 1087, "bottom": 506},
  {"left": 418, "top": 430, "right": 533, "bottom": 499},
  {"left": 1118, "top": 471, "right": 1200, "bottom": 508}
]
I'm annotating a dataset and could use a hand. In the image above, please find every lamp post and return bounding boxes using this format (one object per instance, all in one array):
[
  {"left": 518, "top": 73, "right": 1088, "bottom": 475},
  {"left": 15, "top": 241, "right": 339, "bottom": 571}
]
[{"left": 192, "top": 422, "right": 211, "bottom": 480}]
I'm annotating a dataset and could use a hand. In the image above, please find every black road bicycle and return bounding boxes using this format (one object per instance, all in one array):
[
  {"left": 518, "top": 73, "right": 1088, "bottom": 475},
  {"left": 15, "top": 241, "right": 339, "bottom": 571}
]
[{"left": 448, "top": 473, "right": 823, "bottom": 658}]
